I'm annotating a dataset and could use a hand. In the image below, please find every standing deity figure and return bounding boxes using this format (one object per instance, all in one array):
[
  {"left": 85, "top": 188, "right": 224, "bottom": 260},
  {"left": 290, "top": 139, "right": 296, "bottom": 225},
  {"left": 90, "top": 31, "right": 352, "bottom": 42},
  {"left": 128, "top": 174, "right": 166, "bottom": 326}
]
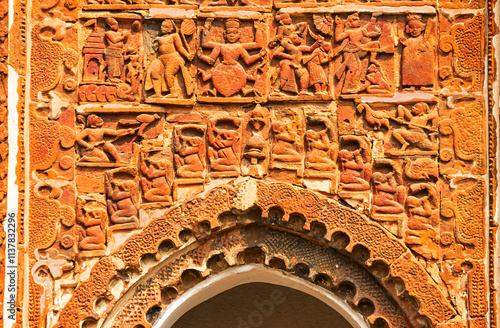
[
  {"left": 103, "top": 18, "right": 129, "bottom": 83},
  {"left": 400, "top": 14, "right": 436, "bottom": 90},
  {"left": 198, "top": 18, "right": 266, "bottom": 97},
  {"left": 145, "top": 20, "right": 195, "bottom": 99},
  {"left": 334, "top": 13, "right": 386, "bottom": 94},
  {"left": 123, "top": 21, "right": 144, "bottom": 98}
]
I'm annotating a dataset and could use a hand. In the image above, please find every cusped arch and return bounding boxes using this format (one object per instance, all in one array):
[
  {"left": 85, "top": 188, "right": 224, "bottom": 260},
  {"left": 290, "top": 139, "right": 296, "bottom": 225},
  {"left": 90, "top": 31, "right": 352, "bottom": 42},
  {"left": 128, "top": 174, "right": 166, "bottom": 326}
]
[
  {"left": 154, "top": 265, "right": 369, "bottom": 328},
  {"left": 55, "top": 179, "right": 457, "bottom": 328},
  {"left": 103, "top": 227, "right": 410, "bottom": 328}
]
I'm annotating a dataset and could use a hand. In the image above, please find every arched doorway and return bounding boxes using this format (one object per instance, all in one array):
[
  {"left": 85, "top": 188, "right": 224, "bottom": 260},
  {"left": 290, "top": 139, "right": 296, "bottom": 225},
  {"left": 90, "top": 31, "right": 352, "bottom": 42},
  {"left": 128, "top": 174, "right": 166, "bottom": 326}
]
[
  {"left": 55, "top": 180, "right": 456, "bottom": 328},
  {"left": 156, "top": 265, "right": 365, "bottom": 328}
]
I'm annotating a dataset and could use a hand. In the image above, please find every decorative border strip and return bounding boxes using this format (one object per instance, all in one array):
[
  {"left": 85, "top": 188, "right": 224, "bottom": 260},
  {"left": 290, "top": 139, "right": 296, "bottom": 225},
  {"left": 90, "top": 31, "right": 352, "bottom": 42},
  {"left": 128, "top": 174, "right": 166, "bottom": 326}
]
[{"left": 488, "top": 0, "right": 498, "bottom": 326}]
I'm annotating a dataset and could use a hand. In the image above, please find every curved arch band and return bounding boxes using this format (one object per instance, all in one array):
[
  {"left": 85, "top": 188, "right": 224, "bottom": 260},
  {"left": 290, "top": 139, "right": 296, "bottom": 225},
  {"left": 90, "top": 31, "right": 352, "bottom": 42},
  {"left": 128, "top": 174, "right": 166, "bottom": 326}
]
[{"left": 55, "top": 179, "right": 456, "bottom": 328}]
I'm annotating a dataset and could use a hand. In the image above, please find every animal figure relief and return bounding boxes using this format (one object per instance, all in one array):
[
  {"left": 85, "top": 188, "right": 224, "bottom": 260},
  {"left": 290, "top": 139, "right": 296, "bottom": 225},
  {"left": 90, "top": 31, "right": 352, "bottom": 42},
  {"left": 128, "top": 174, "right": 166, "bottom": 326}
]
[{"left": 356, "top": 103, "right": 390, "bottom": 130}]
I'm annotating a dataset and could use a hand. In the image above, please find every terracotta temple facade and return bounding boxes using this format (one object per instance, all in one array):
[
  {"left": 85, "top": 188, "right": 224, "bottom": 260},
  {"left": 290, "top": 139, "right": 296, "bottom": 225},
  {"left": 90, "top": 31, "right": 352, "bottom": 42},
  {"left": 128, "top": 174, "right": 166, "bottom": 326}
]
[{"left": 1, "top": 0, "right": 499, "bottom": 325}]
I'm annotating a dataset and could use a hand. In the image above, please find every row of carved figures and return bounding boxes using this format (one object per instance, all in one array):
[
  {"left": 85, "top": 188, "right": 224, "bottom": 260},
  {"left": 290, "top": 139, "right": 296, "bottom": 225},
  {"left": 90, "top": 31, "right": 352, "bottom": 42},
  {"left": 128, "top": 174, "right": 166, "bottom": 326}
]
[{"left": 78, "top": 13, "right": 451, "bottom": 103}]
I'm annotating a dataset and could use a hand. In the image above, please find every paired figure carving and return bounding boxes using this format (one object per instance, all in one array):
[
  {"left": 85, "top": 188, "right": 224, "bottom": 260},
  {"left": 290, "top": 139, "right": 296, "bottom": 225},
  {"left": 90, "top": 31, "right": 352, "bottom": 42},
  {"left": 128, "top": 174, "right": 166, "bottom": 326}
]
[
  {"left": 333, "top": 13, "right": 393, "bottom": 95},
  {"left": 269, "top": 13, "right": 333, "bottom": 98}
]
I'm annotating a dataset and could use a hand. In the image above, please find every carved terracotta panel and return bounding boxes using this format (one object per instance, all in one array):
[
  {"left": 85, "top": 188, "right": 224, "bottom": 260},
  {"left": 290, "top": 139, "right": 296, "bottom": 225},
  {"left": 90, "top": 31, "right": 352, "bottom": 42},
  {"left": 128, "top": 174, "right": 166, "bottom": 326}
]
[{"left": 11, "top": 0, "right": 496, "bottom": 325}]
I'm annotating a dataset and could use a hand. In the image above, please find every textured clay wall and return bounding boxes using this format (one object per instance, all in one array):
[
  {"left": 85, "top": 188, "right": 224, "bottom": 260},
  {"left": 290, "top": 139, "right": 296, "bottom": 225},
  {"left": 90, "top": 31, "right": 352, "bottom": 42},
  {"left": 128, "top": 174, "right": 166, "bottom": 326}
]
[{"left": 2, "top": 0, "right": 499, "bottom": 325}]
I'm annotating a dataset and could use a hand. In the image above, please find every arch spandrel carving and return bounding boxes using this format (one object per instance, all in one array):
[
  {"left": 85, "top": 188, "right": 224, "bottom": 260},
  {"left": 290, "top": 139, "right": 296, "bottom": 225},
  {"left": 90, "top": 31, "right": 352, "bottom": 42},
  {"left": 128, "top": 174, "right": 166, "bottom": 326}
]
[
  {"left": 53, "top": 180, "right": 455, "bottom": 328},
  {"left": 12, "top": 0, "right": 496, "bottom": 323}
]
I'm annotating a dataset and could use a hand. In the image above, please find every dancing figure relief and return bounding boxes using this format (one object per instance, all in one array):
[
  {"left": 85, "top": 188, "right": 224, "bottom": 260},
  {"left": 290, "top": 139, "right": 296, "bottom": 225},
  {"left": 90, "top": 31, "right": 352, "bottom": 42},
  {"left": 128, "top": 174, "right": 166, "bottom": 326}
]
[
  {"left": 333, "top": 13, "right": 393, "bottom": 95},
  {"left": 269, "top": 13, "right": 334, "bottom": 98},
  {"left": 198, "top": 18, "right": 266, "bottom": 99}
]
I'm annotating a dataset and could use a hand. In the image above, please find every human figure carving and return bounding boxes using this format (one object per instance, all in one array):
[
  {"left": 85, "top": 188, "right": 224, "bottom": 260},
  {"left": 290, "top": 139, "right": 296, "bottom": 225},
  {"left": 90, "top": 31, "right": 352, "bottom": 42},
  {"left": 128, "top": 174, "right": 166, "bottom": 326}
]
[
  {"left": 270, "top": 32, "right": 323, "bottom": 96},
  {"left": 303, "top": 41, "right": 332, "bottom": 96},
  {"left": 76, "top": 114, "right": 134, "bottom": 163},
  {"left": 244, "top": 106, "right": 268, "bottom": 165},
  {"left": 174, "top": 126, "right": 205, "bottom": 178},
  {"left": 400, "top": 14, "right": 436, "bottom": 90},
  {"left": 208, "top": 118, "right": 241, "bottom": 175},
  {"left": 105, "top": 175, "right": 138, "bottom": 225},
  {"left": 406, "top": 183, "right": 439, "bottom": 230},
  {"left": 76, "top": 202, "right": 107, "bottom": 251},
  {"left": 392, "top": 103, "right": 438, "bottom": 151},
  {"left": 140, "top": 150, "right": 173, "bottom": 203},
  {"left": 122, "top": 21, "right": 144, "bottom": 98},
  {"left": 339, "top": 137, "right": 371, "bottom": 192},
  {"left": 103, "top": 18, "right": 129, "bottom": 83},
  {"left": 198, "top": 18, "right": 266, "bottom": 97},
  {"left": 334, "top": 13, "right": 391, "bottom": 94},
  {"left": 363, "top": 63, "right": 391, "bottom": 93},
  {"left": 145, "top": 20, "right": 195, "bottom": 99},
  {"left": 271, "top": 13, "right": 307, "bottom": 45},
  {"left": 271, "top": 110, "right": 302, "bottom": 164},
  {"left": 371, "top": 171, "right": 405, "bottom": 215},
  {"left": 305, "top": 117, "right": 338, "bottom": 172}
]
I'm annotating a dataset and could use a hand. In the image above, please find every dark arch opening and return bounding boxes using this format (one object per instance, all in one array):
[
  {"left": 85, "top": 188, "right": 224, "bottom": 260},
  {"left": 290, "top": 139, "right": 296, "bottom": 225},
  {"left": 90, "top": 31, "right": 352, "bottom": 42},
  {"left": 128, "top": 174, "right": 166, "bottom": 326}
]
[{"left": 172, "top": 282, "right": 354, "bottom": 328}]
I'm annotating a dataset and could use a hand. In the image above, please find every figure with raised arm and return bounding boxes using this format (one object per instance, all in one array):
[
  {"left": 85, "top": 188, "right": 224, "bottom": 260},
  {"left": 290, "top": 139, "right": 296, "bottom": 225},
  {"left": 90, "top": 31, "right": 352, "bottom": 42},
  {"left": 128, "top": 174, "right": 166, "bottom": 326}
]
[
  {"left": 198, "top": 18, "right": 266, "bottom": 97},
  {"left": 145, "top": 19, "right": 195, "bottom": 99}
]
